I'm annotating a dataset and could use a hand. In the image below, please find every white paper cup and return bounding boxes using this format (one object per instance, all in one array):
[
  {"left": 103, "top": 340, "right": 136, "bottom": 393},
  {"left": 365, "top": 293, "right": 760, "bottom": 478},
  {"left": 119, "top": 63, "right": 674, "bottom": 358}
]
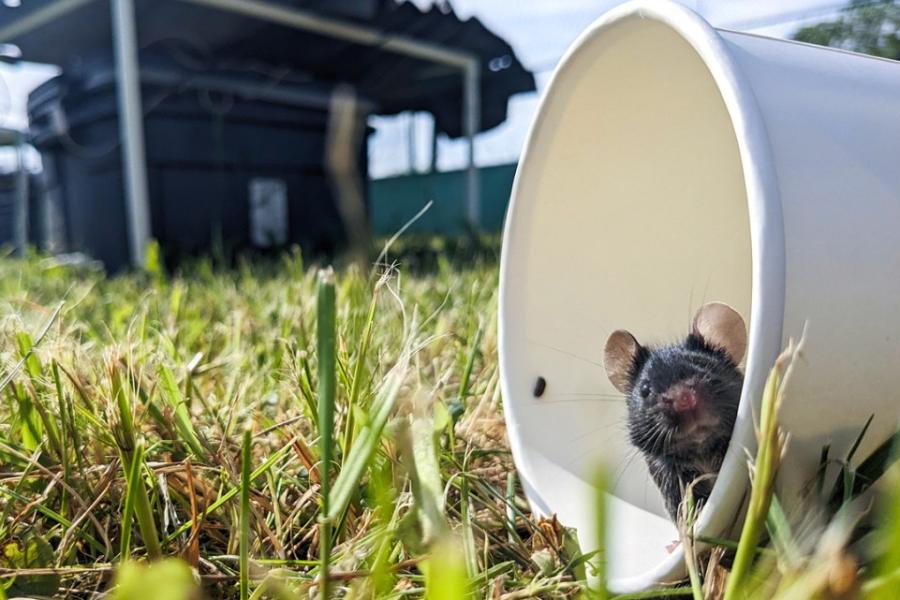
[{"left": 498, "top": 0, "right": 900, "bottom": 591}]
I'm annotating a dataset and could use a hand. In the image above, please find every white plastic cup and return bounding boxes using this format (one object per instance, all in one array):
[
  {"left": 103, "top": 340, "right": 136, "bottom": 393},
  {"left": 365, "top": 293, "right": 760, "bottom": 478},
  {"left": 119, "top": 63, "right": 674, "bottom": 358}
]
[{"left": 498, "top": 0, "right": 900, "bottom": 592}]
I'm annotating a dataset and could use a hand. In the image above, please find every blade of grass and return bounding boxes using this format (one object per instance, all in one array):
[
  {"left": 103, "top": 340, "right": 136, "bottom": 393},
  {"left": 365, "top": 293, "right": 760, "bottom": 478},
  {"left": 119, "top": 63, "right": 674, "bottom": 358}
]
[
  {"left": 52, "top": 361, "right": 74, "bottom": 516},
  {"left": 724, "top": 334, "right": 803, "bottom": 600},
  {"left": 10, "top": 383, "right": 41, "bottom": 453},
  {"left": 505, "top": 472, "right": 521, "bottom": 546},
  {"left": 15, "top": 332, "right": 64, "bottom": 463},
  {"left": 120, "top": 441, "right": 145, "bottom": 559},
  {"left": 449, "top": 321, "right": 483, "bottom": 424},
  {"left": 0, "top": 447, "right": 40, "bottom": 539},
  {"left": 866, "top": 462, "right": 900, "bottom": 600},
  {"left": 241, "top": 428, "right": 252, "bottom": 600},
  {"left": 828, "top": 427, "right": 900, "bottom": 512},
  {"left": 410, "top": 412, "right": 448, "bottom": 544},
  {"left": 422, "top": 536, "right": 468, "bottom": 600},
  {"left": 766, "top": 494, "right": 801, "bottom": 569},
  {"left": 845, "top": 413, "right": 875, "bottom": 464},
  {"left": 340, "top": 286, "right": 379, "bottom": 458},
  {"left": 815, "top": 443, "right": 830, "bottom": 500},
  {"left": 317, "top": 268, "right": 337, "bottom": 599},
  {"left": 125, "top": 452, "right": 162, "bottom": 560},
  {"left": 0, "top": 301, "right": 63, "bottom": 394},
  {"left": 158, "top": 365, "right": 207, "bottom": 459},
  {"left": 862, "top": 434, "right": 900, "bottom": 600},
  {"left": 458, "top": 469, "right": 479, "bottom": 580},
  {"left": 593, "top": 466, "right": 609, "bottom": 600},
  {"left": 366, "top": 459, "right": 398, "bottom": 596},
  {"left": 327, "top": 352, "right": 409, "bottom": 523},
  {"left": 678, "top": 483, "right": 702, "bottom": 600},
  {"left": 297, "top": 351, "right": 318, "bottom": 422},
  {"left": 113, "top": 363, "right": 162, "bottom": 560}
]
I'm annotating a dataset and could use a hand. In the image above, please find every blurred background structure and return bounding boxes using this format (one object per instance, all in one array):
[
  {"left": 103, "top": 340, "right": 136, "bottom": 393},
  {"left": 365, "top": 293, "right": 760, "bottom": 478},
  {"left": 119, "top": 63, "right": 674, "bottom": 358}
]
[
  {"left": 0, "top": 0, "right": 534, "bottom": 270},
  {"left": 0, "top": 0, "right": 897, "bottom": 271}
]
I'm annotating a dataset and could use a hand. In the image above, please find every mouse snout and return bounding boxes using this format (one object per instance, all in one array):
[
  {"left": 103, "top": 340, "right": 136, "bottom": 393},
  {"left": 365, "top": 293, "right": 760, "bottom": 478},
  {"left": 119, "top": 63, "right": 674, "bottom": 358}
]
[{"left": 659, "top": 384, "right": 698, "bottom": 414}]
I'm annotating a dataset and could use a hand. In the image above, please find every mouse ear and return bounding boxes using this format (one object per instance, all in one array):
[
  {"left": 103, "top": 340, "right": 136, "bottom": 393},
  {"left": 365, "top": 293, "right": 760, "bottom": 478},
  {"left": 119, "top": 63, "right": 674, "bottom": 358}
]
[
  {"left": 692, "top": 302, "right": 747, "bottom": 365},
  {"left": 604, "top": 330, "right": 642, "bottom": 394}
]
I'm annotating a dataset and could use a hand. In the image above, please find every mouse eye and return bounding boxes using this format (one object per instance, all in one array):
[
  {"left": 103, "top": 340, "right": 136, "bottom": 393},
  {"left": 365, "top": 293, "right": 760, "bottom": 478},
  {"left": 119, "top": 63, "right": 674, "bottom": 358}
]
[{"left": 639, "top": 383, "right": 651, "bottom": 399}]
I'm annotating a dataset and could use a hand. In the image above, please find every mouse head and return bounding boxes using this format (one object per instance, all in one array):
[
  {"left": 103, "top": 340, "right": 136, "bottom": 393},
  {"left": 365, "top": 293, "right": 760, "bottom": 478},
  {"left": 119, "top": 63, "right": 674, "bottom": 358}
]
[{"left": 603, "top": 302, "right": 747, "bottom": 458}]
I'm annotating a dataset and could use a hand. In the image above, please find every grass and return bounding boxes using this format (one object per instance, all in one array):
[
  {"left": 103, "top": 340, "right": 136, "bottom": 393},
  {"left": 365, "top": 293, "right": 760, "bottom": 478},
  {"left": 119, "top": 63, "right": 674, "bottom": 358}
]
[
  {"left": 0, "top": 242, "right": 550, "bottom": 598},
  {"left": 0, "top": 240, "right": 897, "bottom": 599}
]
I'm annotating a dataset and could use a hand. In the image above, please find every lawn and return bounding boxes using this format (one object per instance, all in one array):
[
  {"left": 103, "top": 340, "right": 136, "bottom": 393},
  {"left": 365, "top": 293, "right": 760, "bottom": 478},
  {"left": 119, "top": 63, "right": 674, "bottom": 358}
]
[
  {"left": 0, "top": 241, "right": 898, "bottom": 600},
  {"left": 0, "top": 242, "right": 589, "bottom": 599}
]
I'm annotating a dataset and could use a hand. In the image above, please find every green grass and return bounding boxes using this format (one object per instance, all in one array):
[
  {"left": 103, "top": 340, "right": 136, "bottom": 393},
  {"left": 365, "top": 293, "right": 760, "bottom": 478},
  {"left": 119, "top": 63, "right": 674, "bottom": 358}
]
[
  {"left": 0, "top": 245, "right": 567, "bottom": 598},
  {"left": 0, "top": 242, "right": 897, "bottom": 599}
]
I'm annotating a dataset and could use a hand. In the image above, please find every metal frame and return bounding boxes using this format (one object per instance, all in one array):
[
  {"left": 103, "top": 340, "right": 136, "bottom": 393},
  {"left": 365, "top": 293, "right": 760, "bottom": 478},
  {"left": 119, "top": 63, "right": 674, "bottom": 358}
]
[
  {"left": 13, "top": 141, "right": 29, "bottom": 256},
  {"left": 0, "top": 0, "right": 95, "bottom": 42},
  {"left": 0, "top": 0, "right": 484, "bottom": 267},
  {"left": 463, "top": 61, "right": 480, "bottom": 230},
  {"left": 175, "top": 0, "right": 482, "bottom": 228},
  {"left": 3, "top": 130, "right": 29, "bottom": 256},
  {"left": 111, "top": 0, "right": 152, "bottom": 267}
]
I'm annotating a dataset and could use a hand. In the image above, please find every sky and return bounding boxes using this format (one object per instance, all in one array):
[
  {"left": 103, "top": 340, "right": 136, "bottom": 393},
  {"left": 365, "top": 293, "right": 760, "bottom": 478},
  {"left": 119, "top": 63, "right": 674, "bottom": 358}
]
[
  {"left": 0, "top": 0, "right": 848, "bottom": 177},
  {"left": 366, "top": 0, "right": 848, "bottom": 177}
]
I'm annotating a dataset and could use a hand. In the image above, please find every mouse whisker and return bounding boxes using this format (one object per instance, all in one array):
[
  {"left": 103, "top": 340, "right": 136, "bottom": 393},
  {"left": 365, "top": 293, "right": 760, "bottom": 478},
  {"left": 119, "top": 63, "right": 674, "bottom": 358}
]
[
  {"left": 612, "top": 448, "right": 644, "bottom": 490},
  {"left": 563, "top": 421, "right": 628, "bottom": 444},
  {"left": 649, "top": 425, "right": 668, "bottom": 454},
  {"left": 553, "top": 392, "right": 625, "bottom": 398},
  {"left": 634, "top": 420, "right": 665, "bottom": 451},
  {"left": 530, "top": 396, "right": 621, "bottom": 405},
  {"left": 539, "top": 392, "right": 624, "bottom": 402},
  {"left": 564, "top": 423, "right": 636, "bottom": 464},
  {"left": 526, "top": 340, "right": 605, "bottom": 367}
]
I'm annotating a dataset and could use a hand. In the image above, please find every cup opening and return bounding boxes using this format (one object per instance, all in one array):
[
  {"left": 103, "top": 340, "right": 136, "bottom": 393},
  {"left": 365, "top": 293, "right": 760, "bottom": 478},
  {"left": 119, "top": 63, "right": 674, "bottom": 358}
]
[{"left": 499, "top": 1, "right": 786, "bottom": 591}]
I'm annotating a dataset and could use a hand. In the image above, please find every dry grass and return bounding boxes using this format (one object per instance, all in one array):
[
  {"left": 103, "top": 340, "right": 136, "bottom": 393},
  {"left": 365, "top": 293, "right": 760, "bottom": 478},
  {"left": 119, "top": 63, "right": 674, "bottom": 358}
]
[
  {"left": 0, "top": 244, "right": 586, "bottom": 599},
  {"left": 0, "top": 241, "right": 897, "bottom": 599}
]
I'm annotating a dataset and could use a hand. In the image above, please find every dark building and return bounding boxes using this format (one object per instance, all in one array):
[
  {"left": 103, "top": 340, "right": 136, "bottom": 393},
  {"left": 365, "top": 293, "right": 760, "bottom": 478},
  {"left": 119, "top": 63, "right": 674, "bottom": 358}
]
[{"left": 0, "top": 0, "right": 534, "bottom": 270}]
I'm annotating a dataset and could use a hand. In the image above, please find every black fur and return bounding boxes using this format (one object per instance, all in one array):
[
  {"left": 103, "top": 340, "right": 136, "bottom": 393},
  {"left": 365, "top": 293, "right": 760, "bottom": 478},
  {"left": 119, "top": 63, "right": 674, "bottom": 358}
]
[{"left": 624, "top": 336, "right": 743, "bottom": 521}]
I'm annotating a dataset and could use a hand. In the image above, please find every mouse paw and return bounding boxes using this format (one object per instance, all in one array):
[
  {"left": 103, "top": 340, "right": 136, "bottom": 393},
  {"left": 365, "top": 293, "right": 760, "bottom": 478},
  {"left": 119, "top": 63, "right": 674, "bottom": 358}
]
[{"left": 666, "top": 540, "right": 681, "bottom": 554}]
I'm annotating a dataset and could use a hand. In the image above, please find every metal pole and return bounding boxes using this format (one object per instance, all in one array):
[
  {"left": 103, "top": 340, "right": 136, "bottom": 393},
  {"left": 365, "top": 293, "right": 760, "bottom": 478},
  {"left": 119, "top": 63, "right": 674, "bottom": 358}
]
[
  {"left": 176, "top": 0, "right": 474, "bottom": 68},
  {"left": 430, "top": 118, "right": 438, "bottom": 173},
  {"left": 111, "top": 0, "right": 152, "bottom": 268},
  {"left": 407, "top": 112, "right": 417, "bottom": 174},
  {"left": 463, "top": 60, "right": 481, "bottom": 230},
  {"left": 13, "top": 140, "right": 28, "bottom": 256},
  {"left": 0, "top": 0, "right": 96, "bottom": 43}
]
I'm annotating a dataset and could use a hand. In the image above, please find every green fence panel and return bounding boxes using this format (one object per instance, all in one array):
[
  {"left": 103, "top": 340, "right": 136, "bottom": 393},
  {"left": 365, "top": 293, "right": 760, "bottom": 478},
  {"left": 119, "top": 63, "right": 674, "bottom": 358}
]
[{"left": 368, "top": 163, "right": 517, "bottom": 235}]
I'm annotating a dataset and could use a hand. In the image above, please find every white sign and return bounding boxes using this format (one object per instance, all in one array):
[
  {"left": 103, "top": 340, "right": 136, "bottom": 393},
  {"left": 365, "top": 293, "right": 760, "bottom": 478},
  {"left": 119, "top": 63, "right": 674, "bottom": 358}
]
[{"left": 249, "top": 178, "right": 288, "bottom": 248}]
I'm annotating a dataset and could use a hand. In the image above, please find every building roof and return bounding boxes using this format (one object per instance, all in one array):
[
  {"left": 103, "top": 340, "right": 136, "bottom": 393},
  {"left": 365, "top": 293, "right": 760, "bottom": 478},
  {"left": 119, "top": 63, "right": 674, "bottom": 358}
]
[{"left": 0, "top": 0, "right": 535, "bottom": 137}]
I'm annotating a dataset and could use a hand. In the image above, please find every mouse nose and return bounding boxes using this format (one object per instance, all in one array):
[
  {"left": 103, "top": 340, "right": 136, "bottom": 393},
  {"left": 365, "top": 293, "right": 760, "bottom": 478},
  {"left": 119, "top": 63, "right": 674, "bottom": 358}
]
[{"left": 659, "top": 386, "right": 698, "bottom": 414}]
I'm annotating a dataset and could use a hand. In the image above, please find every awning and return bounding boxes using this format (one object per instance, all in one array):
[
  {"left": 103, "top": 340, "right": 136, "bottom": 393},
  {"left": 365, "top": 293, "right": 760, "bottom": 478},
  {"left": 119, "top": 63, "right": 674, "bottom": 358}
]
[{"left": 0, "top": 0, "right": 535, "bottom": 136}]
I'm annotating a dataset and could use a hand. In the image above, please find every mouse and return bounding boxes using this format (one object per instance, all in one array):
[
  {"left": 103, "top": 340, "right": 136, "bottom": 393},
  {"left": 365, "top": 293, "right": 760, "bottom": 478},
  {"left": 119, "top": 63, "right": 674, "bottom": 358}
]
[{"left": 603, "top": 302, "right": 747, "bottom": 522}]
